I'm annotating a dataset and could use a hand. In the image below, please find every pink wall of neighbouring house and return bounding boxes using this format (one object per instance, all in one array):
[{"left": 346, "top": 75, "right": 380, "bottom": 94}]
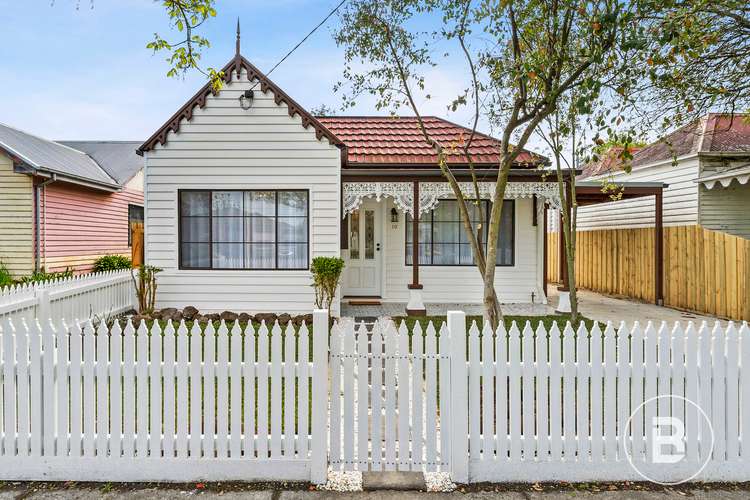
[{"left": 39, "top": 181, "right": 143, "bottom": 274}]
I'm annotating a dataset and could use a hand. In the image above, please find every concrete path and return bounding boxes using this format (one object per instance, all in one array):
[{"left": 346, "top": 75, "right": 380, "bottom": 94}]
[
  {"left": 548, "top": 288, "right": 729, "bottom": 326},
  {"left": 0, "top": 485, "right": 747, "bottom": 499}
]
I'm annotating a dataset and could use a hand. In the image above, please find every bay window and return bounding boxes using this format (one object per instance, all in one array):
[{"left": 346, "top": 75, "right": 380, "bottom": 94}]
[
  {"left": 179, "top": 190, "right": 308, "bottom": 270},
  {"left": 406, "top": 199, "right": 514, "bottom": 266}
]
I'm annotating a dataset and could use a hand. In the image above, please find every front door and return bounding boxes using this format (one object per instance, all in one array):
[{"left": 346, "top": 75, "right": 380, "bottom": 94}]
[{"left": 343, "top": 199, "right": 382, "bottom": 296}]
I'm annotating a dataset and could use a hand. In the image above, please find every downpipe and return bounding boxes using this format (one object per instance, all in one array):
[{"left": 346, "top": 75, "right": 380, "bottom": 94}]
[{"left": 34, "top": 174, "right": 57, "bottom": 272}]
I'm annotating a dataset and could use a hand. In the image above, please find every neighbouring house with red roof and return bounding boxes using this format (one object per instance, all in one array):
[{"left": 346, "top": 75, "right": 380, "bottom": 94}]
[
  {"left": 0, "top": 124, "right": 143, "bottom": 277},
  {"left": 577, "top": 114, "right": 750, "bottom": 239},
  {"left": 138, "top": 44, "right": 565, "bottom": 315}
]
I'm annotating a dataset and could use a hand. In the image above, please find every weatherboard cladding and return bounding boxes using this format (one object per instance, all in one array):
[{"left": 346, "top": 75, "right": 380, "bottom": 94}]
[
  {"left": 40, "top": 181, "right": 143, "bottom": 273},
  {"left": 0, "top": 154, "right": 33, "bottom": 278},
  {"left": 143, "top": 66, "right": 341, "bottom": 314}
]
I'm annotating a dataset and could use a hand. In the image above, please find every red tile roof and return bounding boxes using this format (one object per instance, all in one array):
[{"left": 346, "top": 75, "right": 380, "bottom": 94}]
[
  {"left": 581, "top": 113, "right": 750, "bottom": 178},
  {"left": 579, "top": 146, "right": 642, "bottom": 179},
  {"left": 317, "top": 116, "right": 545, "bottom": 167}
]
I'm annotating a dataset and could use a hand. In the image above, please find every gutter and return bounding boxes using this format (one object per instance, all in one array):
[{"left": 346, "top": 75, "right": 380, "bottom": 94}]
[
  {"left": 34, "top": 174, "right": 57, "bottom": 272},
  {"left": 341, "top": 168, "right": 580, "bottom": 178},
  {"left": 33, "top": 169, "right": 121, "bottom": 192}
]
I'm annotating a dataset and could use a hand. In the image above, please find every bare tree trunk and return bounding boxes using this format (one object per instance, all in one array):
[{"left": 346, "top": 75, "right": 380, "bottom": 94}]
[
  {"left": 483, "top": 164, "right": 511, "bottom": 327},
  {"left": 560, "top": 186, "right": 578, "bottom": 324},
  {"left": 554, "top": 146, "right": 578, "bottom": 325}
]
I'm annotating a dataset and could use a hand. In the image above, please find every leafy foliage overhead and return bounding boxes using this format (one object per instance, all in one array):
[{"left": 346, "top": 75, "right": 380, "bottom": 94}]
[{"left": 147, "top": 0, "right": 224, "bottom": 92}]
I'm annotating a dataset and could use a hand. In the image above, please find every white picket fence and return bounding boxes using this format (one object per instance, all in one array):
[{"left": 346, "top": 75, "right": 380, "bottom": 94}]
[
  {"left": 0, "top": 313, "right": 327, "bottom": 482},
  {"left": 0, "top": 270, "right": 134, "bottom": 326},
  {"left": 329, "top": 320, "right": 452, "bottom": 472},
  {"left": 0, "top": 309, "right": 749, "bottom": 484},
  {"left": 458, "top": 314, "right": 750, "bottom": 483}
]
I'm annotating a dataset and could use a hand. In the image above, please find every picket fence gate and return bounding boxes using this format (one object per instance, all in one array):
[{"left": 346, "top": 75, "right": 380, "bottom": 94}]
[
  {"left": 328, "top": 320, "right": 452, "bottom": 473},
  {"left": 0, "top": 310, "right": 749, "bottom": 484},
  {"left": 0, "top": 270, "right": 134, "bottom": 326}
]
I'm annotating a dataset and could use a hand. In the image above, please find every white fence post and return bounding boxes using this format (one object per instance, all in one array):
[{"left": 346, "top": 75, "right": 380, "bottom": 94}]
[
  {"left": 35, "top": 289, "right": 50, "bottom": 321},
  {"left": 448, "top": 310, "right": 468, "bottom": 484},
  {"left": 310, "top": 309, "right": 329, "bottom": 484}
]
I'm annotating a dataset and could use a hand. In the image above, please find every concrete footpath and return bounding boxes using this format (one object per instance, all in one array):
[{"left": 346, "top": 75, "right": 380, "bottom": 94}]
[
  {"left": 1, "top": 485, "right": 748, "bottom": 500},
  {"left": 547, "top": 288, "right": 727, "bottom": 326}
]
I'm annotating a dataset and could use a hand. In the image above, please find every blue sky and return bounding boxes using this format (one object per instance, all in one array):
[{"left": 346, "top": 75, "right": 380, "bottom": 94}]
[{"left": 0, "top": 1, "right": 483, "bottom": 141}]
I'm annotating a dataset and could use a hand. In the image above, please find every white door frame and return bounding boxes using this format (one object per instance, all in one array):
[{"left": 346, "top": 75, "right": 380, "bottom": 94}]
[{"left": 342, "top": 198, "right": 383, "bottom": 297}]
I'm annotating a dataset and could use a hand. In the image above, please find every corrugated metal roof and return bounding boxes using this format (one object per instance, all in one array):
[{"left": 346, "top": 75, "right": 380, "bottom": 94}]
[
  {"left": 59, "top": 141, "right": 142, "bottom": 185},
  {"left": 0, "top": 123, "right": 118, "bottom": 187}
]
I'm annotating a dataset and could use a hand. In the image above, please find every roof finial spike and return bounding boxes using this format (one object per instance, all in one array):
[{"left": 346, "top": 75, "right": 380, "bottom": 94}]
[{"left": 236, "top": 17, "right": 241, "bottom": 56}]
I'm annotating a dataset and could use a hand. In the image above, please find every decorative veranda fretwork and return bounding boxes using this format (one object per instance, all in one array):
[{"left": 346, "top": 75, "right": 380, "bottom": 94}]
[{"left": 342, "top": 181, "right": 562, "bottom": 216}]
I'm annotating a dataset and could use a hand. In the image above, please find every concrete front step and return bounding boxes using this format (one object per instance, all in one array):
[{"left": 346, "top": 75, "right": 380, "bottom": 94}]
[{"left": 361, "top": 471, "right": 427, "bottom": 491}]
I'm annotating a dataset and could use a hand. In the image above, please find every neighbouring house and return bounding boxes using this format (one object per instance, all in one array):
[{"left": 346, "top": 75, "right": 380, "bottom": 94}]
[
  {"left": 0, "top": 124, "right": 143, "bottom": 277},
  {"left": 138, "top": 44, "right": 568, "bottom": 315},
  {"left": 542, "top": 114, "right": 750, "bottom": 321},
  {"left": 576, "top": 113, "right": 750, "bottom": 238}
]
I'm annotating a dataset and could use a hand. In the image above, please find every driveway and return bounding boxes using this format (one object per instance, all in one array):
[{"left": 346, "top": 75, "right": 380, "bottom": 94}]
[{"left": 548, "top": 287, "right": 729, "bottom": 326}]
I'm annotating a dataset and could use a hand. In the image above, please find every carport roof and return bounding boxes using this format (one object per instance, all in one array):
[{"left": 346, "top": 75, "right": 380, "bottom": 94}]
[{"left": 575, "top": 181, "right": 666, "bottom": 206}]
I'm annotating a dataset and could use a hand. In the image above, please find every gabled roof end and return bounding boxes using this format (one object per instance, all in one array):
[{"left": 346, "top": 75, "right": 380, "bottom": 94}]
[{"left": 137, "top": 54, "right": 344, "bottom": 155}]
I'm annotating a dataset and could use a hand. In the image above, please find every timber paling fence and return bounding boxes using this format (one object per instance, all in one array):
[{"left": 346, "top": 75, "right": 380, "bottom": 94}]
[
  {"left": 547, "top": 225, "right": 750, "bottom": 321},
  {"left": 0, "top": 311, "right": 749, "bottom": 483}
]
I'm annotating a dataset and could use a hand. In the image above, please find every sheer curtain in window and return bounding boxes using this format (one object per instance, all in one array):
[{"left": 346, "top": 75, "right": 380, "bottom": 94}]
[
  {"left": 180, "top": 192, "right": 210, "bottom": 268},
  {"left": 212, "top": 192, "right": 244, "bottom": 269},
  {"left": 277, "top": 191, "right": 308, "bottom": 269}
]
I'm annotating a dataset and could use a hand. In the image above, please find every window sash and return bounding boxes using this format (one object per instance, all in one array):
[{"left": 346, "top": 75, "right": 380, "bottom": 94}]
[
  {"left": 406, "top": 199, "right": 514, "bottom": 266},
  {"left": 179, "top": 190, "right": 309, "bottom": 270}
]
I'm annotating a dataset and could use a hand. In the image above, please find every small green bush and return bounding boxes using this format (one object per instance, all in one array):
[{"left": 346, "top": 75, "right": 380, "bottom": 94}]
[
  {"left": 17, "top": 267, "right": 73, "bottom": 284},
  {"left": 93, "top": 254, "right": 132, "bottom": 272},
  {"left": 0, "top": 261, "right": 12, "bottom": 288},
  {"left": 310, "top": 256, "right": 345, "bottom": 312}
]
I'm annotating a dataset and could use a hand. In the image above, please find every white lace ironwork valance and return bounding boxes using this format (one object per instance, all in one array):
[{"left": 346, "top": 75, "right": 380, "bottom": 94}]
[{"left": 342, "top": 181, "right": 562, "bottom": 217}]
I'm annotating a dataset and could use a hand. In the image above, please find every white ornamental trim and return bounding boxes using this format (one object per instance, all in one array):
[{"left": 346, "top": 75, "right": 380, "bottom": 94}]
[
  {"left": 342, "top": 182, "right": 415, "bottom": 216},
  {"left": 701, "top": 173, "right": 750, "bottom": 189},
  {"left": 342, "top": 181, "right": 562, "bottom": 217}
]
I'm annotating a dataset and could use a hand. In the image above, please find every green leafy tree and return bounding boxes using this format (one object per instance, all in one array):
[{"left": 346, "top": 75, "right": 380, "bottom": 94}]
[
  {"left": 607, "top": 0, "right": 750, "bottom": 134},
  {"left": 334, "top": 0, "right": 645, "bottom": 326},
  {"left": 147, "top": 0, "right": 224, "bottom": 92},
  {"left": 310, "top": 104, "right": 339, "bottom": 116}
]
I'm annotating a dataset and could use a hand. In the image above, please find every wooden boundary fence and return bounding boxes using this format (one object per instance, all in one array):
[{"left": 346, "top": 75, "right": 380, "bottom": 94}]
[
  {"left": 547, "top": 225, "right": 750, "bottom": 321},
  {"left": 130, "top": 223, "right": 144, "bottom": 268}
]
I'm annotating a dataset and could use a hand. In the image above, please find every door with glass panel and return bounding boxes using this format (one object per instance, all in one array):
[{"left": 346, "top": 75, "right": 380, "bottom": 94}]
[{"left": 343, "top": 199, "right": 382, "bottom": 296}]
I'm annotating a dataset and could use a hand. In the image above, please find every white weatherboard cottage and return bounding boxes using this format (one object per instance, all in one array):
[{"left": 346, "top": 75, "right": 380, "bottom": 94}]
[{"left": 137, "top": 43, "right": 567, "bottom": 316}]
